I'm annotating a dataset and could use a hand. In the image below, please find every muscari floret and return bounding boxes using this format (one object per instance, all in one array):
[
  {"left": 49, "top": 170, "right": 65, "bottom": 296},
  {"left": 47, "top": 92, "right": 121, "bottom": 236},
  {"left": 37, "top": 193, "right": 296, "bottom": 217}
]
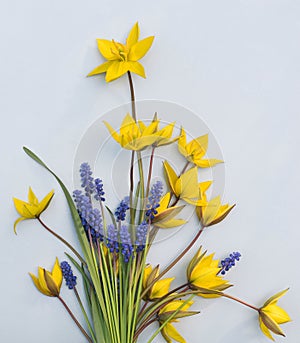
[
  {"left": 220, "top": 252, "right": 241, "bottom": 275},
  {"left": 146, "top": 180, "right": 163, "bottom": 220}
]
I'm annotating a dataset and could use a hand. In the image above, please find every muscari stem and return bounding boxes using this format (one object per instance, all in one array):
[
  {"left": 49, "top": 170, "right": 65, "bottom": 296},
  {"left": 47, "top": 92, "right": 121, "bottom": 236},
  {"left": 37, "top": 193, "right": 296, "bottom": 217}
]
[
  {"left": 58, "top": 295, "right": 93, "bottom": 343},
  {"left": 37, "top": 217, "right": 85, "bottom": 265},
  {"left": 221, "top": 293, "right": 259, "bottom": 311}
]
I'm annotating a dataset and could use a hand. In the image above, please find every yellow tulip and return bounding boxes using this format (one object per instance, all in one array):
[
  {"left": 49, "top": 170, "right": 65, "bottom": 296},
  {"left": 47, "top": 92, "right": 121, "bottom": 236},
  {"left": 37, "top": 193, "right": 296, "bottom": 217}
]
[
  {"left": 178, "top": 128, "right": 222, "bottom": 168},
  {"left": 151, "top": 193, "right": 186, "bottom": 228},
  {"left": 104, "top": 114, "right": 178, "bottom": 151},
  {"left": 13, "top": 187, "right": 54, "bottom": 233},
  {"left": 142, "top": 264, "right": 174, "bottom": 301},
  {"left": 187, "top": 247, "right": 231, "bottom": 297},
  {"left": 29, "top": 258, "right": 63, "bottom": 297},
  {"left": 163, "top": 161, "right": 205, "bottom": 206},
  {"left": 196, "top": 195, "right": 235, "bottom": 227},
  {"left": 158, "top": 300, "right": 197, "bottom": 343},
  {"left": 258, "top": 289, "right": 291, "bottom": 341},
  {"left": 88, "top": 22, "right": 154, "bottom": 82}
]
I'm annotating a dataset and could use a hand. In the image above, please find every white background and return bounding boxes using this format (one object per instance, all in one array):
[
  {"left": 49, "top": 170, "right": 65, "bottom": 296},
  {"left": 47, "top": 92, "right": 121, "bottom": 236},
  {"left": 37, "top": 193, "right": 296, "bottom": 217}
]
[{"left": 1, "top": 1, "right": 299, "bottom": 342}]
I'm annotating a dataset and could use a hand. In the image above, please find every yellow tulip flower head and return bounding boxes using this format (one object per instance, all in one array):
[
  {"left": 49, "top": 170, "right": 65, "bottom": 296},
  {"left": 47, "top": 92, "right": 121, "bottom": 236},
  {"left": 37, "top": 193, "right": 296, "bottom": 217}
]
[
  {"left": 88, "top": 22, "right": 154, "bottom": 82},
  {"left": 158, "top": 300, "right": 198, "bottom": 343},
  {"left": 142, "top": 264, "right": 174, "bottom": 301},
  {"left": 13, "top": 187, "right": 54, "bottom": 233},
  {"left": 196, "top": 195, "right": 235, "bottom": 227},
  {"left": 258, "top": 289, "right": 291, "bottom": 341},
  {"left": 105, "top": 114, "right": 178, "bottom": 151},
  {"left": 178, "top": 128, "right": 223, "bottom": 168},
  {"left": 29, "top": 258, "right": 63, "bottom": 297},
  {"left": 187, "top": 247, "right": 231, "bottom": 297},
  {"left": 163, "top": 161, "right": 205, "bottom": 206},
  {"left": 151, "top": 193, "right": 186, "bottom": 229}
]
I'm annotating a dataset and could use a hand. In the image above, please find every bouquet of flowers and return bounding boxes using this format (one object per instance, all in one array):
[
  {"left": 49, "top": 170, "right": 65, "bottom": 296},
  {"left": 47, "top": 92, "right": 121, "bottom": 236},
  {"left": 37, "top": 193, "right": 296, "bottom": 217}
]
[{"left": 13, "top": 23, "right": 290, "bottom": 343}]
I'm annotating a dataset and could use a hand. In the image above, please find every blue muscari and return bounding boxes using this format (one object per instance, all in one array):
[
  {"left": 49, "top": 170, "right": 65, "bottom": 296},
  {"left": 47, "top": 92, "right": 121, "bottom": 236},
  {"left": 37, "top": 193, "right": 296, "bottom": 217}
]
[
  {"left": 95, "top": 178, "right": 105, "bottom": 202},
  {"left": 146, "top": 181, "right": 163, "bottom": 220},
  {"left": 80, "top": 162, "right": 95, "bottom": 196},
  {"left": 73, "top": 189, "right": 103, "bottom": 242},
  {"left": 135, "top": 220, "right": 148, "bottom": 252},
  {"left": 60, "top": 261, "right": 77, "bottom": 290},
  {"left": 115, "top": 196, "right": 130, "bottom": 221},
  {"left": 120, "top": 225, "right": 133, "bottom": 262},
  {"left": 220, "top": 252, "right": 241, "bottom": 275},
  {"left": 106, "top": 224, "right": 119, "bottom": 253}
]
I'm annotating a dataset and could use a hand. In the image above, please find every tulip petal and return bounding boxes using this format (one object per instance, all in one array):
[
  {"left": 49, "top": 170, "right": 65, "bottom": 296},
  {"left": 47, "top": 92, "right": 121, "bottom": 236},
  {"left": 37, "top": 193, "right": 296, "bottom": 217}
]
[
  {"left": 96, "top": 39, "right": 119, "bottom": 60},
  {"left": 29, "top": 273, "right": 51, "bottom": 296},
  {"left": 128, "top": 61, "right": 146, "bottom": 78},
  {"left": 105, "top": 61, "right": 129, "bottom": 82},
  {"left": 260, "top": 312, "right": 285, "bottom": 337},
  {"left": 163, "top": 161, "right": 178, "bottom": 195},
  {"left": 263, "top": 289, "right": 289, "bottom": 307},
  {"left": 176, "top": 167, "right": 199, "bottom": 201},
  {"left": 194, "top": 158, "right": 223, "bottom": 168},
  {"left": 156, "top": 193, "right": 171, "bottom": 213},
  {"left": 156, "top": 219, "right": 186, "bottom": 228},
  {"left": 38, "top": 190, "right": 54, "bottom": 216},
  {"left": 87, "top": 61, "right": 113, "bottom": 77},
  {"left": 128, "top": 36, "right": 154, "bottom": 61},
  {"left": 265, "top": 304, "right": 291, "bottom": 324},
  {"left": 52, "top": 258, "right": 63, "bottom": 290},
  {"left": 126, "top": 22, "right": 140, "bottom": 48},
  {"left": 151, "top": 277, "right": 174, "bottom": 299},
  {"left": 259, "top": 316, "right": 275, "bottom": 341},
  {"left": 13, "top": 216, "right": 26, "bottom": 234},
  {"left": 38, "top": 267, "right": 52, "bottom": 296},
  {"left": 13, "top": 198, "right": 31, "bottom": 217},
  {"left": 163, "top": 323, "right": 186, "bottom": 343},
  {"left": 103, "top": 121, "right": 121, "bottom": 143},
  {"left": 28, "top": 187, "right": 39, "bottom": 205}
]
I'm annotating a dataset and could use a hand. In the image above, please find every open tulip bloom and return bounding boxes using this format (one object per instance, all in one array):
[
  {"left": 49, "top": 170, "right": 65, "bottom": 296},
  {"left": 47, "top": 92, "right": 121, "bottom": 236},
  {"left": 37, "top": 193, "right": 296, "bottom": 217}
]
[{"left": 13, "top": 23, "right": 290, "bottom": 343}]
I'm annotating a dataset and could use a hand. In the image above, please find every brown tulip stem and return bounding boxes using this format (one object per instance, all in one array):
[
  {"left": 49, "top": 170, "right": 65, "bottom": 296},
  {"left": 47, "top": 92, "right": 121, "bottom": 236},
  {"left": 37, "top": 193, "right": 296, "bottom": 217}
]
[
  {"left": 127, "top": 71, "right": 137, "bottom": 121},
  {"left": 37, "top": 217, "right": 85, "bottom": 265},
  {"left": 221, "top": 293, "right": 259, "bottom": 311},
  {"left": 129, "top": 150, "right": 135, "bottom": 223},
  {"left": 140, "top": 226, "right": 204, "bottom": 300},
  {"left": 145, "top": 147, "right": 156, "bottom": 200},
  {"left": 134, "top": 318, "right": 157, "bottom": 342},
  {"left": 158, "top": 226, "right": 204, "bottom": 280},
  {"left": 58, "top": 296, "right": 93, "bottom": 343}
]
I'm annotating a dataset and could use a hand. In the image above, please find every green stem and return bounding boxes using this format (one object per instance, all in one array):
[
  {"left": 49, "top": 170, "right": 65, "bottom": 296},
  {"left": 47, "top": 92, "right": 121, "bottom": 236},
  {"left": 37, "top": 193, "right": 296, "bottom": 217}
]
[
  {"left": 222, "top": 293, "right": 259, "bottom": 311},
  {"left": 58, "top": 295, "right": 93, "bottom": 343},
  {"left": 129, "top": 151, "right": 135, "bottom": 224},
  {"left": 37, "top": 217, "right": 86, "bottom": 265},
  {"left": 74, "top": 287, "right": 97, "bottom": 343}
]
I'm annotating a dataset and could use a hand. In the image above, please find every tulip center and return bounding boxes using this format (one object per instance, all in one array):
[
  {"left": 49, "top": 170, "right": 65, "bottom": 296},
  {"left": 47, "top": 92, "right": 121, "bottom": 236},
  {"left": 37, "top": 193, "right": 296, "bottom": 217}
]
[{"left": 111, "top": 40, "right": 128, "bottom": 61}]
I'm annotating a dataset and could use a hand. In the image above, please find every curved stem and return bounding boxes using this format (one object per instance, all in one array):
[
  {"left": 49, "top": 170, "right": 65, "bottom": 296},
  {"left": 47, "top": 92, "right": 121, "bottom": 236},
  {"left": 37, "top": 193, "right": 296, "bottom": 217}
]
[
  {"left": 141, "top": 225, "right": 204, "bottom": 299},
  {"left": 37, "top": 217, "right": 85, "bottom": 265},
  {"left": 134, "top": 318, "right": 157, "bottom": 342},
  {"left": 221, "top": 293, "right": 259, "bottom": 311},
  {"left": 58, "top": 296, "right": 93, "bottom": 343}
]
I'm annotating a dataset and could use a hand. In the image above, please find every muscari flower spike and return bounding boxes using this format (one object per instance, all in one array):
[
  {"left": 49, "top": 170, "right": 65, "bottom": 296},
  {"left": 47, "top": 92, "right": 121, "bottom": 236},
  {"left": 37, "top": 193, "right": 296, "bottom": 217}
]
[
  {"left": 115, "top": 196, "right": 130, "bottom": 221},
  {"left": 120, "top": 224, "right": 133, "bottom": 263},
  {"left": 146, "top": 181, "right": 164, "bottom": 219},
  {"left": 60, "top": 261, "right": 77, "bottom": 290},
  {"left": 94, "top": 178, "right": 105, "bottom": 202},
  {"left": 135, "top": 220, "right": 148, "bottom": 252},
  {"left": 106, "top": 224, "right": 119, "bottom": 253},
  {"left": 220, "top": 252, "right": 241, "bottom": 275},
  {"left": 80, "top": 162, "right": 95, "bottom": 196}
]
